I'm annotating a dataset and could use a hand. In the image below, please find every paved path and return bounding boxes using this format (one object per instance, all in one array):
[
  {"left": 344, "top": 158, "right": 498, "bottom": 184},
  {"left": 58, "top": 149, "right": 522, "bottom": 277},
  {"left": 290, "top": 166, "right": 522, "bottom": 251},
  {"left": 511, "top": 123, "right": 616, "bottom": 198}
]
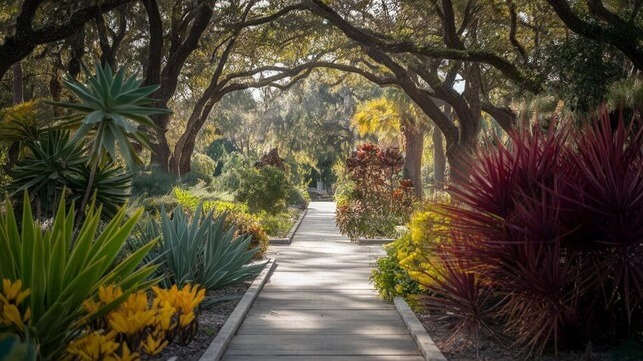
[{"left": 222, "top": 202, "right": 424, "bottom": 360}]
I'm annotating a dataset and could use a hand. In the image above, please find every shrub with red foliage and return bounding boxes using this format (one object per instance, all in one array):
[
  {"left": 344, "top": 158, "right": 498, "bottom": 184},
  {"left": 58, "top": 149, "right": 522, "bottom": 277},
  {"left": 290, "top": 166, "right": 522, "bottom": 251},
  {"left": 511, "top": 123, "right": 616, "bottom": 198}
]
[
  {"left": 336, "top": 143, "right": 415, "bottom": 240},
  {"left": 420, "top": 109, "right": 642, "bottom": 356}
]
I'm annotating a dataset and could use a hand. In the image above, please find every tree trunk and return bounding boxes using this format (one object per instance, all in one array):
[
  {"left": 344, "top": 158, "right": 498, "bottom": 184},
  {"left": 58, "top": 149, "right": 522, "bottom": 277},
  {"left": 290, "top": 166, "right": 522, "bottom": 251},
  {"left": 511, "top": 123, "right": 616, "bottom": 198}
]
[
  {"left": 169, "top": 92, "right": 221, "bottom": 175},
  {"left": 12, "top": 62, "right": 23, "bottom": 104},
  {"left": 7, "top": 62, "right": 23, "bottom": 166},
  {"left": 432, "top": 127, "right": 446, "bottom": 188},
  {"left": 402, "top": 121, "right": 423, "bottom": 199},
  {"left": 149, "top": 112, "right": 172, "bottom": 171}
]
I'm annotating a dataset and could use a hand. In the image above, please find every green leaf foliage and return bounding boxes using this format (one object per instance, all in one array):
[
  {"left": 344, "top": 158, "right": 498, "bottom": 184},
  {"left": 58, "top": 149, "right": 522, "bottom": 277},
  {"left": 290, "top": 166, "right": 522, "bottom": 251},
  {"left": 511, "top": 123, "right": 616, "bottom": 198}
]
[
  {"left": 139, "top": 204, "right": 266, "bottom": 291},
  {"left": 0, "top": 193, "right": 159, "bottom": 360},
  {"left": 52, "top": 63, "right": 169, "bottom": 168}
]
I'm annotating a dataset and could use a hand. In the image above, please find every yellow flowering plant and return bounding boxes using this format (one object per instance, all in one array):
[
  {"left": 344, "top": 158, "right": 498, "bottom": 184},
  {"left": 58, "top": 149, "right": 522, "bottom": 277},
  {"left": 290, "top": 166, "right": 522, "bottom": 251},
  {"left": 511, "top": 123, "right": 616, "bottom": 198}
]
[
  {"left": 66, "top": 283, "right": 205, "bottom": 360},
  {"left": 0, "top": 193, "right": 160, "bottom": 360}
]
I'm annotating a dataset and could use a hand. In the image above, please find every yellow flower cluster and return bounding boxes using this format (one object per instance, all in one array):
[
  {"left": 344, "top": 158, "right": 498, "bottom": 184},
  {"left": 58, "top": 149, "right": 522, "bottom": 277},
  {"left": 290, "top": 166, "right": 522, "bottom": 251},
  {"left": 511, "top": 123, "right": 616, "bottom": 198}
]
[
  {"left": 67, "top": 283, "right": 205, "bottom": 361},
  {"left": 0, "top": 279, "right": 32, "bottom": 332},
  {"left": 398, "top": 200, "right": 451, "bottom": 288}
]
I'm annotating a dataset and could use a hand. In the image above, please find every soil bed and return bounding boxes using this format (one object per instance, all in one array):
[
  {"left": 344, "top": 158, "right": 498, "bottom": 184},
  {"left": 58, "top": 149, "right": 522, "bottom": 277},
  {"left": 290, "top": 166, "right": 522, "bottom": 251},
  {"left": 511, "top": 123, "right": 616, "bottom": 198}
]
[
  {"left": 416, "top": 310, "right": 642, "bottom": 361},
  {"left": 149, "top": 281, "right": 251, "bottom": 361}
]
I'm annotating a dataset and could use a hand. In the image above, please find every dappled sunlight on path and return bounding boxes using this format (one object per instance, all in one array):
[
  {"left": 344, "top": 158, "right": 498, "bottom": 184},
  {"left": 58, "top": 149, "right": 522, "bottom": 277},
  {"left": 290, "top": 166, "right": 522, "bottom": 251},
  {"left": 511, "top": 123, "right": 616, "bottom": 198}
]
[{"left": 221, "top": 202, "right": 423, "bottom": 360}]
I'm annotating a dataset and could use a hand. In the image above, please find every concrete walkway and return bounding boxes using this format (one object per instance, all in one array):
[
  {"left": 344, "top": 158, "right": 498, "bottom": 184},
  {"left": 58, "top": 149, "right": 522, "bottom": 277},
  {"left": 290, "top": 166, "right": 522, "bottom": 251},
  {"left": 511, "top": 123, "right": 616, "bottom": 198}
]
[{"left": 221, "top": 202, "right": 424, "bottom": 360}]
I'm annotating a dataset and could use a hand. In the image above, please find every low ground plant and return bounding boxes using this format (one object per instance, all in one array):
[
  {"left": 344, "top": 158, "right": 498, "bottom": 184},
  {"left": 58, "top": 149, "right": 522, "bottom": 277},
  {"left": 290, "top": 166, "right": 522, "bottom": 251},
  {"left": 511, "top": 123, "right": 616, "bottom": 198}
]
[
  {"left": 130, "top": 204, "right": 266, "bottom": 291},
  {"left": 67, "top": 283, "right": 205, "bottom": 359}
]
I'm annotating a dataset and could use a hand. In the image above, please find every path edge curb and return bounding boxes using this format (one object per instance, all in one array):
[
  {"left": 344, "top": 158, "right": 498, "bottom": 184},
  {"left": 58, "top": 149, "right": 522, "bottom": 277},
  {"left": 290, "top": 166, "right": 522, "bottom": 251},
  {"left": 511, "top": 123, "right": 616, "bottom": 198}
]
[
  {"left": 357, "top": 237, "right": 394, "bottom": 245},
  {"left": 394, "top": 297, "right": 448, "bottom": 361},
  {"left": 268, "top": 208, "right": 308, "bottom": 245},
  {"left": 198, "top": 259, "right": 277, "bottom": 361}
]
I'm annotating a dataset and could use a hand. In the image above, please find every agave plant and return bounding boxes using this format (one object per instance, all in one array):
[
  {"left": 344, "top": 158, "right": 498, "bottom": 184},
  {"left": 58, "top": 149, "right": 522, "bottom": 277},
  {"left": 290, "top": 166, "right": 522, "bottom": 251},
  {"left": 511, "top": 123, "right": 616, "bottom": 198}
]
[
  {"left": 55, "top": 63, "right": 168, "bottom": 168},
  {"left": 138, "top": 204, "right": 266, "bottom": 290},
  {"left": 10, "top": 131, "right": 86, "bottom": 217},
  {"left": 0, "top": 193, "right": 159, "bottom": 360}
]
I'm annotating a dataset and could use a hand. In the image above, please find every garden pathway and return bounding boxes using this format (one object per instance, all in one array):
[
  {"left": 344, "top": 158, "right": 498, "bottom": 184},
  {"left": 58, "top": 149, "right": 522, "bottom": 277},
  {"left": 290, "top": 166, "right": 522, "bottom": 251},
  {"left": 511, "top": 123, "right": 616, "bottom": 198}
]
[{"left": 221, "top": 201, "right": 424, "bottom": 360}]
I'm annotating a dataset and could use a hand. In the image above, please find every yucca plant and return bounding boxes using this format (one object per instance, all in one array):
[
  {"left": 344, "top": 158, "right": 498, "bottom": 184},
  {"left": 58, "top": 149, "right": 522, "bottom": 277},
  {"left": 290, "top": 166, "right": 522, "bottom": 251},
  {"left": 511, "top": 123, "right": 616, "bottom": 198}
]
[
  {"left": 10, "top": 131, "right": 86, "bottom": 217},
  {"left": 52, "top": 63, "right": 169, "bottom": 222},
  {"left": 70, "top": 162, "right": 131, "bottom": 220},
  {"left": 144, "top": 204, "right": 266, "bottom": 290},
  {"left": 0, "top": 193, "right": 159, "bottom": 360}
]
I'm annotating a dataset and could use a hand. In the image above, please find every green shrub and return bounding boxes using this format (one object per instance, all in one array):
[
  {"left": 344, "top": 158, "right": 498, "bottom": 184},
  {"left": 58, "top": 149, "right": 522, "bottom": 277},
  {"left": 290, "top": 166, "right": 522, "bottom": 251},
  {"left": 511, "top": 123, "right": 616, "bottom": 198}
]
[
  {"left": 236, "top": 165, "right": 289, "bottom": 213},
  {"left": 0, "top": 150, "right": 13, "bottom": 199},
  {"left": 371, "top": 234, "right": 421, "bottom": 301},
  {"left": 191, "top": 152, "right": 217, "bottom": 176},
  {"left": 256, "top": 210, "right": 295, "bottom": 238},
  {"left": 131, "top": 166, "right": 177, "bottom": 197},
  {"left": 214, "top": 151, "right": 251, "bottom": 190},
  {"left": 287, "top": 184, "right": 310, "bottom": 209},
  {"left": 0, "top": 193, "right": 158, "bottom": 360},
  {"left": 179, "top": 170, "right": 212, "bottom": 186}
]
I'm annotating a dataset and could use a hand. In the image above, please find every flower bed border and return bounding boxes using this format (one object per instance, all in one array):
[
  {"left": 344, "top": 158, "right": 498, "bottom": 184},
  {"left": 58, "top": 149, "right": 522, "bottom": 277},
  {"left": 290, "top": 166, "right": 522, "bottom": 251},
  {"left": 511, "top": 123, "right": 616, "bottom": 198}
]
[
  {"left": 357, "top": 237, "right": 394, "bottom": 245},
  {"left": 196, "top": 259, "right": 277, "bottom": 361},
  {"left": 394, "top": 297, "right": 447, "bottom": 361},
  {"left": 268, "top": 208, "right": 308, "bottom": 245}
]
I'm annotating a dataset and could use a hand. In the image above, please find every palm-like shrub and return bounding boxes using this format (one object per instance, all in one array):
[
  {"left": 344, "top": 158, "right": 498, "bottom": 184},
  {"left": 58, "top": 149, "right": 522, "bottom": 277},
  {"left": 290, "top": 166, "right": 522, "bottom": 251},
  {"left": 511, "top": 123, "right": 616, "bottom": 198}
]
[
  {"left": 0, "top": 100, "right": 51, "bottom": 153},
  {"left": 10, "top": 131, "right": 131, "bottom": 220},
  {"left": 0, "top": 193, "right": 159, "bottom": 360},
  {"left": 422, "top": 110, "right": 643, "bottom": 355},
  {"left": 53, "top": 63, "right": 169, "bottom": 218},
  {"left": 56, "top": 64, "right": 166, "bottom": 168},
  {"left": 10, "top": 131, "right": 86, "bottom": 215},
  {"left": 70, "top": 162, "right": 131, "bottom": 220},
  {"left": 138, "top": 204, "right": 266, "bottom": 291}
]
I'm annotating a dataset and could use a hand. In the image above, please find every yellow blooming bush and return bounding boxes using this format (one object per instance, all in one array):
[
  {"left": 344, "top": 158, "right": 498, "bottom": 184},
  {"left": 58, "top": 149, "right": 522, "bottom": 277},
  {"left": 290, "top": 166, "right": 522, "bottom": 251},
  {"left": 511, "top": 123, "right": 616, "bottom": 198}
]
[
  {"left": 397, "top": 199, "right": 450, "bottom": 288},
  {"left": 371, "top": 194, "right": 451, "bottom": 300},
  {"left": 67, "top": 284, "right": 205, "bottom": 360}
]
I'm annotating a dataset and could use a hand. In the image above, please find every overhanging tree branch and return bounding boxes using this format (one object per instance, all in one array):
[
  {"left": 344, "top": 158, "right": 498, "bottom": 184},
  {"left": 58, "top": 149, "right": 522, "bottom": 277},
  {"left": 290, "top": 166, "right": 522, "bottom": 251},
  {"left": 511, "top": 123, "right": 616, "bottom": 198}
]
[
  {"left": 0, "top": 0, "right": 133, "bottom": 79},
  {"left": 546, "top": 0, "right": 643, "bottom": 70},
  {"left": 305, "top": 0, "right": 541, "bottom": 92}
]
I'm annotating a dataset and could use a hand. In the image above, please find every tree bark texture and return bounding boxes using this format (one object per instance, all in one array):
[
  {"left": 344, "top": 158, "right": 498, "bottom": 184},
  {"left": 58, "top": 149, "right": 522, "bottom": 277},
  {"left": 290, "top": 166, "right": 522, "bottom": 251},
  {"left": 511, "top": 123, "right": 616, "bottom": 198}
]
[
  {"left": 432, "top": 127, "right": 446, "bottom": 188},
  {"left": 12, "top": 63, "right": 23, "bottom": 104},
  {"left": 402, "top": 122, "right": 424, "bottom": 199}
]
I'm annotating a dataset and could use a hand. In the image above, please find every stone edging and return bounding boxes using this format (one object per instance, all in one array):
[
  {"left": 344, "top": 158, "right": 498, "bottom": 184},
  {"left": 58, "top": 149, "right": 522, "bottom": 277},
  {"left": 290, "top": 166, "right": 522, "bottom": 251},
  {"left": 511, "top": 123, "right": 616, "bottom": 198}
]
[
  {"left": 268, "top": 208, "right": 308, "bottom": 245},
  {"left": 197, "top": 259, "right": 277, "bottom": 361},
  {"left": 357, "top": 237, "right": 394, "bottom": 245},
  {"left": 394, "top": 297, "right": 448, "bottom": 361}
]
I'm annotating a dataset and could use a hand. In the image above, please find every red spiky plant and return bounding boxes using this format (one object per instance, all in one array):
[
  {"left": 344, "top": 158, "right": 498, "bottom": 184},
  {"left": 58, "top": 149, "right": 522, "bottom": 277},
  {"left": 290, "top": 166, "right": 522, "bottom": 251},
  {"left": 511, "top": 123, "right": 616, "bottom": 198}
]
[{"left": 419, "top": 108, "right": 642, "bottom": 356}]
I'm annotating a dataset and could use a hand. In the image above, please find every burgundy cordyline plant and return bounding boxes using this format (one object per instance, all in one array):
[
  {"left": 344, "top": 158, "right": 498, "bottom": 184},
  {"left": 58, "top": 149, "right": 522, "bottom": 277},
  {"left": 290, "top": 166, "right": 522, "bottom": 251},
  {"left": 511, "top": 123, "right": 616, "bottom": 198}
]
[
  {"left": 420, "top": 108, "right": 642, "bottom": 356},
  {"left": 336, "top": 143, "right": 415, "bottom": 240}
]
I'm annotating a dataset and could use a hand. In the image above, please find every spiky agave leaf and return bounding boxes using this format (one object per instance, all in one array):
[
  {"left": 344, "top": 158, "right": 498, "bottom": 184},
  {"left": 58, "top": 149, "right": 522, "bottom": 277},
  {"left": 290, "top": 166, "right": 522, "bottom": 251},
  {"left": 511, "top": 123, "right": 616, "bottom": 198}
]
[
  {"left": 10, "top": 130, "right": 87, "bottom": 216},
  {"left": 50, "top": 63, "right": 169, "bottom": 169}
]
